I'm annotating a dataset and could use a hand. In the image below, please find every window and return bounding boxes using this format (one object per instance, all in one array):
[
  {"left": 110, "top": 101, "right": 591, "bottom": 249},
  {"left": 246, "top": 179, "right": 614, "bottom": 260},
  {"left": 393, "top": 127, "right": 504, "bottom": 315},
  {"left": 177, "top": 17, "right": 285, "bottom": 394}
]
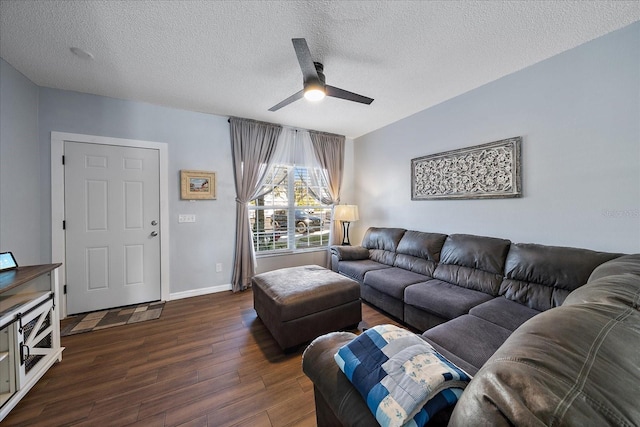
[{"left": 249, "top": 166, "right": 332, "bottom": 253}]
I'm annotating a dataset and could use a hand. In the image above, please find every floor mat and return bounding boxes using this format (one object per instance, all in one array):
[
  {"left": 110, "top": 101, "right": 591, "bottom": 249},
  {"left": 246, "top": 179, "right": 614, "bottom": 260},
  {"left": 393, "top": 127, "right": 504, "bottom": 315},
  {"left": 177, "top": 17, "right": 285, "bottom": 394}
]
[{"left": 61, "top": 301, "right": 164, "bottom": 336}]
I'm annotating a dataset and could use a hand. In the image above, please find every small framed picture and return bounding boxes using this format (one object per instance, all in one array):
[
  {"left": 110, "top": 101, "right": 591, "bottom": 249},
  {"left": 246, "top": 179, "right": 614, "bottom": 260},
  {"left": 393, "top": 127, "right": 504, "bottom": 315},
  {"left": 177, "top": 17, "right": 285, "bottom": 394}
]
[{"left": 180, "top": 170, "right": 216, "bottom": 200}]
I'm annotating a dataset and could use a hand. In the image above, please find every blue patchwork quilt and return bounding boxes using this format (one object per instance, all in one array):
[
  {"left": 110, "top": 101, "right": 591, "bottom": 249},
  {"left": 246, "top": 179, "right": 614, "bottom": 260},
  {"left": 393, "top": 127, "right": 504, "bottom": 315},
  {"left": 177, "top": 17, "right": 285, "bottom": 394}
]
[{"left": 334, "top": 324, "right": 471, "bottom": 427}]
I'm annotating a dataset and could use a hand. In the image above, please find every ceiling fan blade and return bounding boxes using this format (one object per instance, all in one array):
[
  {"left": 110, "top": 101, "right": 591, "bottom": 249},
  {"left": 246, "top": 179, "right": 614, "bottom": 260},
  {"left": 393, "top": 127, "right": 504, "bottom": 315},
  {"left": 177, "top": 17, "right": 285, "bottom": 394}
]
[
  {"left": 326, "top": 85, "right": 374, "bottom": 105},
  {"left": 292, "top": 38, "right": 319, "bottom": 83},
  {"left": 268, "top": 90, "right": 304, "bottom": 112}
]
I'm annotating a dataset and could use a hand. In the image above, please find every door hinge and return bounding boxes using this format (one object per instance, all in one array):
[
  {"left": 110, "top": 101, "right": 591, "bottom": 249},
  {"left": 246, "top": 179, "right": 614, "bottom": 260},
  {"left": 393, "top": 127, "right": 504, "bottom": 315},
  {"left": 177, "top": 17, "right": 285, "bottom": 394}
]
[
  {"left": 64, "top": 285, "right": 67, "bottom": 294},
  {"left": 62, "top": 220, "right": 66, "bottom": 230},
  {"left": 62, "top": 155, "right": 65, "bottom": 165}
]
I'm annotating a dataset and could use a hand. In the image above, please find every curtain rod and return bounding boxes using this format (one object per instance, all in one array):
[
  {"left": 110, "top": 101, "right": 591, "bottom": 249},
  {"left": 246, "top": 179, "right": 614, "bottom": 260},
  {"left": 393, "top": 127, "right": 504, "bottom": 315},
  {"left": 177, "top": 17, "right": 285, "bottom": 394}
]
[{"left": 227, "top": 116, "right": 344, "bottom": 139}]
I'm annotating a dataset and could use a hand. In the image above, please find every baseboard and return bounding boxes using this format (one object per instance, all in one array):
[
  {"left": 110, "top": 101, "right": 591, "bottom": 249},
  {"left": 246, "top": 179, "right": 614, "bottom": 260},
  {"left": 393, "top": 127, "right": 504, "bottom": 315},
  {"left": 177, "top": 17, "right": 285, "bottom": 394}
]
[{"left": 169, "top": 284, "right": 232, "bottom": 300}]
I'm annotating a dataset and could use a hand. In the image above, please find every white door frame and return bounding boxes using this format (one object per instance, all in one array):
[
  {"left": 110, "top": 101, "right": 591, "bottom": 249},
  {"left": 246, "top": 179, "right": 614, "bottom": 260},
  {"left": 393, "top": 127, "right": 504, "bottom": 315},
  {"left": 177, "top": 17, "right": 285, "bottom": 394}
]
[{"left": 51, "top": 131, "right": 170, "bottom": 318}]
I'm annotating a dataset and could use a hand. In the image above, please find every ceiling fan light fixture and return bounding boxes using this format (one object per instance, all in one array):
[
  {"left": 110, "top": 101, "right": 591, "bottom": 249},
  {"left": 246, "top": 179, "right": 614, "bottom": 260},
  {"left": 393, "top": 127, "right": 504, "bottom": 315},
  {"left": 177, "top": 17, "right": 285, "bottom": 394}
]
[
  {"left": 268, "top": 38, "right": 373, "bottom": 111},
  {"left": 304, "top": 82, "right": 325, "bottom": 101}
]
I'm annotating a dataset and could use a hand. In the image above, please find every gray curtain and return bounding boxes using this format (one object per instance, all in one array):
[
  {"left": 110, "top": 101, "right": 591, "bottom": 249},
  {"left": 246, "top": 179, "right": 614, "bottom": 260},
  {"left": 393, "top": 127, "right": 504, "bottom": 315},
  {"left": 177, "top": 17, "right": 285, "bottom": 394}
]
[
  {"left": 230, "top": 117, "right": 282, "bottom": 292},
  {"left": 309, "top": 131, "right": 346, "bottom": 246}
]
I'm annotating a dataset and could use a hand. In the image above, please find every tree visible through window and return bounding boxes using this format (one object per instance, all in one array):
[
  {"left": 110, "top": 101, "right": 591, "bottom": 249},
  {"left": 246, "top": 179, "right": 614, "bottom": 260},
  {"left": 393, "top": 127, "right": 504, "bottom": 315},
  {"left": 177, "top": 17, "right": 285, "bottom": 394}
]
[{"left": 249, "top": 166, "right": 332, "bottom": 253}]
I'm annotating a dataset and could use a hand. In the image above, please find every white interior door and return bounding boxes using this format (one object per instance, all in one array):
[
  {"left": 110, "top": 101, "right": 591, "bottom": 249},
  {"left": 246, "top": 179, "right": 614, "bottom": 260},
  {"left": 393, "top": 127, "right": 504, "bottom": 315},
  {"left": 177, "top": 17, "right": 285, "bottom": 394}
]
[{"left": 64, "top": 142, "right": 161, "bottom": 314}]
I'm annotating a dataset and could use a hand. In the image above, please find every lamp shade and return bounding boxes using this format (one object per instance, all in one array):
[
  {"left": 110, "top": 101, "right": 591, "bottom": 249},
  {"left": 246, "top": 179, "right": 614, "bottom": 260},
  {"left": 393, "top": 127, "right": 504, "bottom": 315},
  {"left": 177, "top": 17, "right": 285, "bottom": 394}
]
[{"left": 334, "top": 205, "right": 359, "bottom": 222}]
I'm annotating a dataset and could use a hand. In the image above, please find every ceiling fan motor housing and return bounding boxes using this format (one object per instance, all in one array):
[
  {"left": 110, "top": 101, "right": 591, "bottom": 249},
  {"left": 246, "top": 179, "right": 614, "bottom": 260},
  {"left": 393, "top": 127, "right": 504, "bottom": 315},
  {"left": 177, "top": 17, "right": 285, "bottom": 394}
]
[{"left": 306, "top": 62, "right": 326, "bottom": 87}]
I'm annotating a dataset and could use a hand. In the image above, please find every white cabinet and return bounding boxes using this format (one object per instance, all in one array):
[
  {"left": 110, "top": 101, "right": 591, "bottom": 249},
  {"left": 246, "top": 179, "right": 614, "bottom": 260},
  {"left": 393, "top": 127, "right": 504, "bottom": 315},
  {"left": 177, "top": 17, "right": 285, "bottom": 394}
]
[
  {"left": 0, "top": 264, "right": 64, "bottom": 422},
  {"left": 0, "top": 324, "right": 16, "bottom": 409}
]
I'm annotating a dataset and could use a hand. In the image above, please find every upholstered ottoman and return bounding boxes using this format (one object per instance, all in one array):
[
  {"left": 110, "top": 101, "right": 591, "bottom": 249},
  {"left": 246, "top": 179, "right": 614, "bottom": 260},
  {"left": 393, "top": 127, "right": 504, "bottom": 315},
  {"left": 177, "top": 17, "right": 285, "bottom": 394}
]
[{"left": 252, "top": 265, "right": 361, "bottom": 351}]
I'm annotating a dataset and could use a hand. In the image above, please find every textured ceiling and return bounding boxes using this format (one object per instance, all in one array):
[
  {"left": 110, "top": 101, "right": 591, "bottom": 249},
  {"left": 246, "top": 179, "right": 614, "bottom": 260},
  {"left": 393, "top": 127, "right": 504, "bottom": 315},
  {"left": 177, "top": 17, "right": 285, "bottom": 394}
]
[{"left": 1, "top": 1, "right": 638, "bottom": 138}]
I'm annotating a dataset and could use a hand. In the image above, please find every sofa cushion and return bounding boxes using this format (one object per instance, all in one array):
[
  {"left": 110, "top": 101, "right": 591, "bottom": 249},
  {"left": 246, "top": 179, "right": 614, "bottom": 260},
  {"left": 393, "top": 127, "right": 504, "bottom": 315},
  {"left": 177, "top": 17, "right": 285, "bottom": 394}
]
[
  {"left": 564, "top": 255, "right": 640, "bottom": 309},
  {"left": 361, "top": 227, "right": 407, "bottom": 251},
  {"left": 404, "top": 305, "right": 450, "bottom": 331},
  {"left": 363, "top": 268, "right": 431, "bottom": 300},
  {"left": 422, "top": 315, "right": 513, "bottom": 376},
  {"left": 420, "top": 340, "right": 477, "bottom": 380},
  {"left": 338, "top": 259, "right": 391, "bottom": 283},
  {"left": 396, "top": 230, "right": 448, "bottom": 262},
  {"left": 469, "top": 297, "right": 540, "bottom": 331},
  {"left": 588, "top": 253, "right": 640, "bottom": 282},
  {"left": 450, "top": 289, "right": 640, "bottom": 426},
  {"left": 433, "top": 234, "right": 511, "bottom": 296},
  {"left": 394, "top": 255, "right": 437, "bottom": 277},
  {"left": 393, "top": 231, "right": 448, "bottom": 277},
  {"left": 500, "top": 243, "right": 620, "bottom": 311},
  {"left": 564, "top": 273, "right": 640, "bottom": 310},
  {"left": 361, "top": 284, "right": 406, "bottom": 320},
  {"left": 362, "top": 227, "right": 406, "bottom": 266},
  {"left": 404, "top": 280, "right": 493, "bottom": 320}
]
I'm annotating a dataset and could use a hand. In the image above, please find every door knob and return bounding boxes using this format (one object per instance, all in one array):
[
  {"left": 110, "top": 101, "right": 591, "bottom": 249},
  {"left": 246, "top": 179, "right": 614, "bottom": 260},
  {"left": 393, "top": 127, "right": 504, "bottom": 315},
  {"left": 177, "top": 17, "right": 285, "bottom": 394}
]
[
  {"left": 151, "top": 220, "right": 158, "bottom": 226},
  {"left": 150, "top": 231, "right": 158, "bottom": 237}
]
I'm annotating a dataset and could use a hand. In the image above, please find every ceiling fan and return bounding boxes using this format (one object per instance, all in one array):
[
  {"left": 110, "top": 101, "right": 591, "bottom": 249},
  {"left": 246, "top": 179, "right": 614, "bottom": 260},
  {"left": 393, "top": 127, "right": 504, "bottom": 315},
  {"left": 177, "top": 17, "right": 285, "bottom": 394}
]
[{"left": 268, "top": 38, "right": 374, "bottom": 112}]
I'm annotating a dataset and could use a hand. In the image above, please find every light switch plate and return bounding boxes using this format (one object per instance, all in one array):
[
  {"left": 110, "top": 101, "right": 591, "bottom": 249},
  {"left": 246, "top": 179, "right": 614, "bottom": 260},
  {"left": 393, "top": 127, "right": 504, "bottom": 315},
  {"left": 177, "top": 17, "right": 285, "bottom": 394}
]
[{"left": 178, "top": 214, "right": 196, "bottom": 223}]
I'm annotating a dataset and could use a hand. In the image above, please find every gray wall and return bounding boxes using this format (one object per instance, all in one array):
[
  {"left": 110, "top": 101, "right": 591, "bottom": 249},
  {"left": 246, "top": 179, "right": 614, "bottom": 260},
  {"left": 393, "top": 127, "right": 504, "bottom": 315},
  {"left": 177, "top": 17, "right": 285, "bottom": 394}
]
[
  {"left": 35, "top": 89, "right": 347, "bottom": 293},
  {"left": 353, "top": 22, "right": 640, "bottom": 254},
  {"left": 0, "top": 58, "right": 41, "bottom": 265},
  {"left": 0, "top": 56, "right": 352, "bottom": 294},
  {"left": 37, "top": 87, "right": 243, "bottom": 294}
]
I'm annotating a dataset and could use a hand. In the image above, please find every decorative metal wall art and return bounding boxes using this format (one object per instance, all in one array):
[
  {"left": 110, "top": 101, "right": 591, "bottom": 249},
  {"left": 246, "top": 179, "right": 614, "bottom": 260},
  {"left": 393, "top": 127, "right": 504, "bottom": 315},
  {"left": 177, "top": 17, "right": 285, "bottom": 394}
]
[{"left": 411, "top": 137, "right": 522, "bottom": 200}]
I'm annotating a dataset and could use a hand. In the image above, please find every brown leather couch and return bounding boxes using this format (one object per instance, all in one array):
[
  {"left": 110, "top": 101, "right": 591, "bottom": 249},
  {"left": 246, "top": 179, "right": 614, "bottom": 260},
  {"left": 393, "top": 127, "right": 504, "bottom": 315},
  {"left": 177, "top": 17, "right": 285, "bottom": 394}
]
[{"left": 302, "top": 227, "right": 639, "bottom": 425}]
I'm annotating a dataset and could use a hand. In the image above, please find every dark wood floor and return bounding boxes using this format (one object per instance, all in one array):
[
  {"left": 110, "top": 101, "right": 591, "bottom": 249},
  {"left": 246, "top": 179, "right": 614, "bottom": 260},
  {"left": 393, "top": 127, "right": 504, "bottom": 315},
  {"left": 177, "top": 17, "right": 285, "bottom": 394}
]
[{"left": 3, "top": 290, "right": 402, "bottom": 426}]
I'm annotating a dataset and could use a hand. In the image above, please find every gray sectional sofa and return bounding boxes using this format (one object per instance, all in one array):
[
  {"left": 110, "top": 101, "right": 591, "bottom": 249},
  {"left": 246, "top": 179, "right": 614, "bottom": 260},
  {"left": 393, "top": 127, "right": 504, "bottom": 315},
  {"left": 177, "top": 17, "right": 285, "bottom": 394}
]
[
  {"left": 302, "top": 227, "right": 639, "bottom": 426},
  {"left": 329, "top": 227, "right": 618, "bottom": 375}
]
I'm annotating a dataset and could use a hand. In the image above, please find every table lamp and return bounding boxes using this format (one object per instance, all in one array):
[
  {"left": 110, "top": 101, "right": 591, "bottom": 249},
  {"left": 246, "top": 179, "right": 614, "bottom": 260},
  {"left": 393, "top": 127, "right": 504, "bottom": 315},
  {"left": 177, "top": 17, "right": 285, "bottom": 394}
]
[{"left": 334, "top": 205, "right": 359, "bottom": 245}]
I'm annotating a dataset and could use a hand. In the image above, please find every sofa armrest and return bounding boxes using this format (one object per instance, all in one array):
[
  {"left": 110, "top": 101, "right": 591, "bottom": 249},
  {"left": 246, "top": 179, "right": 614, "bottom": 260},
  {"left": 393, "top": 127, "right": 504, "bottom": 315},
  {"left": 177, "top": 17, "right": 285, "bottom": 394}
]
[
  {"left": 302, "top": 332, "right": 377, "bottom": 427},
  {"left": 303, "top": 332, "right": 454, "bottom": 427},
  {"left": 330, "top": 245, "right": 370, "bottom": 261}
]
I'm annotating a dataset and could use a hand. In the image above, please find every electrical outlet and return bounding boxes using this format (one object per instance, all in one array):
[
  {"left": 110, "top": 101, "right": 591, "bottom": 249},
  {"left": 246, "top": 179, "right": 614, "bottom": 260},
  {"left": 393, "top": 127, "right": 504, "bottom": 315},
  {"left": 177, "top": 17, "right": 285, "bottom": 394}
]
[
  {"left": 178, "top": 214, "right": 196, "bottom": 223},
  {"left": 216, "top": 263, "right": 223, "bottom": 272}
]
